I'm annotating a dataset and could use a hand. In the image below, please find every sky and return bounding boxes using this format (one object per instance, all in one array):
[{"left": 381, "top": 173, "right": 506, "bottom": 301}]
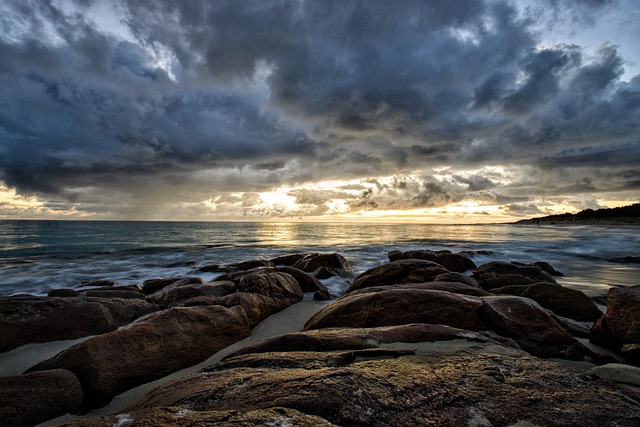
[{"left": 0, "top": 0, "right": 638, "bottom": 223}]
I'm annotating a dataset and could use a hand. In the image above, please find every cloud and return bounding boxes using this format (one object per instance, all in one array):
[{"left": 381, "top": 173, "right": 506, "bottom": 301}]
[{"left": 0, "top": 0, "right": 638, "bottom": 220}]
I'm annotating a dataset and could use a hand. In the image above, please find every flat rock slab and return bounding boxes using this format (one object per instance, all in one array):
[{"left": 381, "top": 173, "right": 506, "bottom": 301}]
[
  {"left": 62, "top": 406, "right": 338, "bottom": 427},
  {"left": 129, "top": 352, "right": 640, "bottom": 427}
]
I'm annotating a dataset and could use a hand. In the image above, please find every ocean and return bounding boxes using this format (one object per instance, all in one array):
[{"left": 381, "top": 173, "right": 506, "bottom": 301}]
[{"left": 0, "top": 220, "right": 638, "bottom": 297}]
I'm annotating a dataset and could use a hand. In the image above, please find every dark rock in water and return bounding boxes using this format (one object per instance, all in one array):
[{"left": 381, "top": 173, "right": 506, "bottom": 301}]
[
  {"left": 293, "top": 253, "right": 352, "bottom": 274},
  {"left": 48, "top": 288, "right": 80, "bottom": 297},
  {"left": 473, "top": 261, "right": 557, "bottom": 290},
  {"left": 197, "top": 264, "right": 231, "bottom": 273},
  {"left": 432, "top": 272, "right": 480, "bottom": 288},
  {"left": 141, "top": 277, "right": 203, "bottom": 295},
  {"left": 533, "top": 261, "right": 564, "bottom": 276},
  {"left": 312, "top": 266, "right": 336, "bottom": 279},
  {"left": 61, "top": 406, "right": 338, "bottom": 427},
  {"left": 127, "top": 352, "right": 640, "bottom": 427},
  {"left": 0, "top": 369, "right": 83, "bottom": 427},
  {"left": 480, "top": 296, "right": 589, "bottom": 360},
  {"left": 79, "top": 280, "right": 118, "bottom": 288},
  {"left": 304, "top": 288, "right": 485, "bottom": 332},
  {"left": 314, "top": 289, "right": 334, "bottom": 301},
  {"left": 273, "top": 266, "right": 327, "bottom": 293},
  {"left": 199, "top": 259, "right": 275, "bottom": 274},
  {"left": 0, "top": 296, "right": 116, "bottom": 353},
  {"left": 270, "top": 253, "right": 307, "bottom": 266},
  {"left": 388, "top": 250, "right": 476, "bottom": 272},
  {"left": 348, "top": 259, "right": 448, "bottom": 292},
  {"left": 27, "top": 305, "right": 251, "bottom": 408},
  {"left": 490, "top": 282, "right": 602, "bottom": 321},
  {"left": 591, "top": 285, "right": 640, "bottom": 364}
]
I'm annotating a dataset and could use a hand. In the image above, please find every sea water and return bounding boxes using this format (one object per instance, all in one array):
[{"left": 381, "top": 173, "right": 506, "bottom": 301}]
[{"left": 0, "top": 220, "right": 638, "bottom": 297}]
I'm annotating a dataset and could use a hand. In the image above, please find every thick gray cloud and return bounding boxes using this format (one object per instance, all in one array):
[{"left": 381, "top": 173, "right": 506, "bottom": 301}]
[{"left": 0, "top": 0, "right": 638, "bottom": 220}]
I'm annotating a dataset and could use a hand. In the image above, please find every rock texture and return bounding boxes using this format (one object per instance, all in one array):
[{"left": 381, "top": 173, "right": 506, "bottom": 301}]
[
  {"left": 0, "top": 369, "right": 83, "bottom": 427},
  {"left": 0, "top": 296, "right": 155, "bottom": 353},
  {"left": 348, "top": 259, "right": 448, "bottom": 292},
  {"left": 62, "top": 406, "right": 338, "bottom": 427},
  {"left": 591, "top": 285, "right": 640, "bottom": 364},
  {"left": 388, "top": 249, "right": 477, "bottom": 272},
  {"left": 27, "top": 305, "right": 251, "bottom": 408},
  {"left": 490, "top": 281, "right": 602, "bottom": 321},
  {"left": 128, "top": 352, "right": 640, "bottom": 427},
  {"left": 473, "top": 261, "right": 557, "bottom": 290}
]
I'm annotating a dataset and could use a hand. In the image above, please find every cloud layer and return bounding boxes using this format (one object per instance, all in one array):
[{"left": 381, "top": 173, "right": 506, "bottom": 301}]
[{"left": 0, "top": 0, "right": 638, "bottom": 220}]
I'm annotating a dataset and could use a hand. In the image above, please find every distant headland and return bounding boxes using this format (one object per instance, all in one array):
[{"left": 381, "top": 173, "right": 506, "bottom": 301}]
[{"left": 514, "top": 203, "right": 640, "bottom": 225}]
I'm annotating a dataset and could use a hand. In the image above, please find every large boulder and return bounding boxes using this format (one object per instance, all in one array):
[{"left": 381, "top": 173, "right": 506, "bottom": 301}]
[
  {"left": 141, "top": 277, "right": 204, "bottom": 295},
  {"left": 0, "top": 296, "right": 116, "bottom": 353},
  {"left": 473, "top": 261, "right": 557, "bottom": 290},
  {"left": 0, "top": 369, "right": 83, "bottom": 427},
  {"left": 348, "top": 259, "right": 448, "bottom": 292},
  {"left": 304, "top": 288, "right": 484, "bottom": 331},
  {"left": 27, "top": 305, "right": 251, "bottom": 408},
  {"left": 490, "top": 282, "right": 602, "bottom": 321},
  {"left": 389, "top": 250, "right": 477, "bottom": 272},
  {"left": 591, "top": 285, "right": 640, "bottom": 363},
  {"left": 348, "top": 282, "right": 490, "bottom": 298},
  {"left": 81, "top": 297, "right": 157, "bottom": 327},
  {"left": 63, "top": 407, "right": 338, "bottom": 427},
  {"left": 272, "top": 266, "right": 328, "bottom": 293},
  {"left": 480, "top": 296, "right": 589, "bottom": 359},
  {"left": 147, "top": 281, "right": 237, "bottom": 307},
  {"left": 292, "top": 253, "right": 352, "bottom": 277},
  {"left": 128, "top": 352, "right": 640, "bottom": 427}
]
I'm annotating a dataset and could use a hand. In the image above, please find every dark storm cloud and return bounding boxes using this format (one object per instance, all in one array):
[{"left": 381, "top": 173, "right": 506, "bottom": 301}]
[{"left": 0, "top": 0, "right": 638, "bottom": 218}]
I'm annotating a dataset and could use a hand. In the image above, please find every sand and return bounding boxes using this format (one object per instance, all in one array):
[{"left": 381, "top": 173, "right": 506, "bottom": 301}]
[{"left": 27, "top": 299, "right": 329, "bottom": 426}]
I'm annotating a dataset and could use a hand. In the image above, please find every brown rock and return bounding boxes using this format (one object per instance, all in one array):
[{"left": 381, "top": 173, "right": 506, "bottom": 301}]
[
  {"left": 314, "top": 289, "right": 334, "bottom": 301},
  {"left": 304, "top": 288, "right": 484, "bottom": 331},
  {"left": 270, "top": 253, "right": 307, "bottom": 266},
  {"left": 62, "top": 406, "right": 338, "bottom": 427},
  {"left": 82, "top": 297, "right": 158, "bottom": 327},
  {"left": 47, "top": 288, "right": 80, "bottom": 297},
  {"left": 147, "top": 281, "right": 236, "bottom": 307},
  {"left": 473, "top": 261, "right": 557, "bottom": 290},
  {"left": 79, "top": 289, "right": 147, "bottom": 300},
  {"left": 293, "top": 253, "right": 352, "bottom": 274},
  {"left": 388, "top": 250, "right": 476, "bottom": 272},
  {"left": 141, "top": 277, "right": 204, "bottom": 295},
  {"left": 0, "top": 296, "right": 116, "bottom": 353},
  {"left": 348, "top": 259, "right": 448, "bottom": 292},
  {"left": 480, "top": 296, "right": 589, "bottom": 359},
  {"left": 237, "top": 270, "right": 303, "bottom": 301},
  {"left": 490, "top": 282, "right": 602, "bottom": 321},
  {"left": 273, "top": 266, "right": 328, "bottom": 293},
  {"left": 27, "top": 305, "right": 251, "bottom": 408},
  {"left": 348, "top": 282, "right": 490, "bottom": 298},
  {"left": 0, "top": 369, "right": 83, "bottom": 427},
  {"left": 225, "top": 323, "right": 519, "bottom": 359},
  {"left": 533, "top": 261, "right": 564, "bottom": 276},
  {"left": 129, "top": 352, "right": 640, "bottom": 427},
  {"left": 433, "top": 272, "right": 480, "bottom": 288}
]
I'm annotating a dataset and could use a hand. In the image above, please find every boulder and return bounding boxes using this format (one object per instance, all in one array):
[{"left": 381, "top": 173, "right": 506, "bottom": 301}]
[
  {"left": 141, "top": 277, "right": 204, "bottom": 295},
  {"left": 473, "top": 261, "right": 557, "bottom": 290},
  {"left": 27, "top": 305, "right": 251, "bottom": 408},
  {"left": 225, "top": 324, "right": 520, "bottom": 359},
  {"left": 0, "top": 296, "right": 116, "bottom": 353},
  {"left": 270, "top": 253, "right": 307, "bottom": 266},
  {"left": 62, "top": 406, "right": 338, "bottom": 427},
  {"left": 590, "top": 285, "right": 640, "bottom": 362},
  {"left": 79, "top": 289, "right": 147, "bottom": 300},
  {"left": 348, "top": 282, "right": 490, "bottom": 298},
  {"left": 293, "top": 253, "right": 352, "bottom": 274},
  {"left": 591, "top": 363, "right": 640, "bottom": 388},
  {"left": 432, "top": 272, "right": 480, "bottom": 288},
  {"left": 314, "top": 289, "right": 334, "bottom": 301},
  {"left": 480, "top": 296, "right": 589, "bottom": 359},
  {"left": 79, "top": 280, "right": 117, "bottom": 288},
  {"left": 490, "top": 282, "right": 602, "bottom": 321},
  {"left": 304, "top": 288, "right": 484, "bottom": 331},
  {"left": 348, "top": 259, "right": 448, "bottom": 292},
  {"left": 47, "top": 288, "right": 80, "bottom": 297},
  {"left": 0, "top": 369, "right": 83, "bottom": 427},
  {"left": 388, "top": 250, "right": 476, "bottom": 272},
  {"left": 82, "top": 297, "right": 157, "bottom": 327},
  {"left": 533, "top": 261, "right": 564, "bottom": 276},
  {"left": 147, "top": 281, "right": 237, "bottom": 307},
  {"left": 237, "top": 270, "right": 304, "bottom": 301},
  {"left": 273, "top": 266, "right": 328, "bottom": 293},
  {"left": 129, "top": 352, "right": 640, "bottom": 427}
]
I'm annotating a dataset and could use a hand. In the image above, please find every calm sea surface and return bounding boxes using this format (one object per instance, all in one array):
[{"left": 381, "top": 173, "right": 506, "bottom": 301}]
[{"left": 0, "top": 220, "right": 638, "bottom": 297}]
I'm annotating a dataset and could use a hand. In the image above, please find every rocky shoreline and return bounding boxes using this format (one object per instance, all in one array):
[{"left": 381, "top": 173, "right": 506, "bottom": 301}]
[{"left": 1, "top": 251, "right": 640, "bottom": 426}]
